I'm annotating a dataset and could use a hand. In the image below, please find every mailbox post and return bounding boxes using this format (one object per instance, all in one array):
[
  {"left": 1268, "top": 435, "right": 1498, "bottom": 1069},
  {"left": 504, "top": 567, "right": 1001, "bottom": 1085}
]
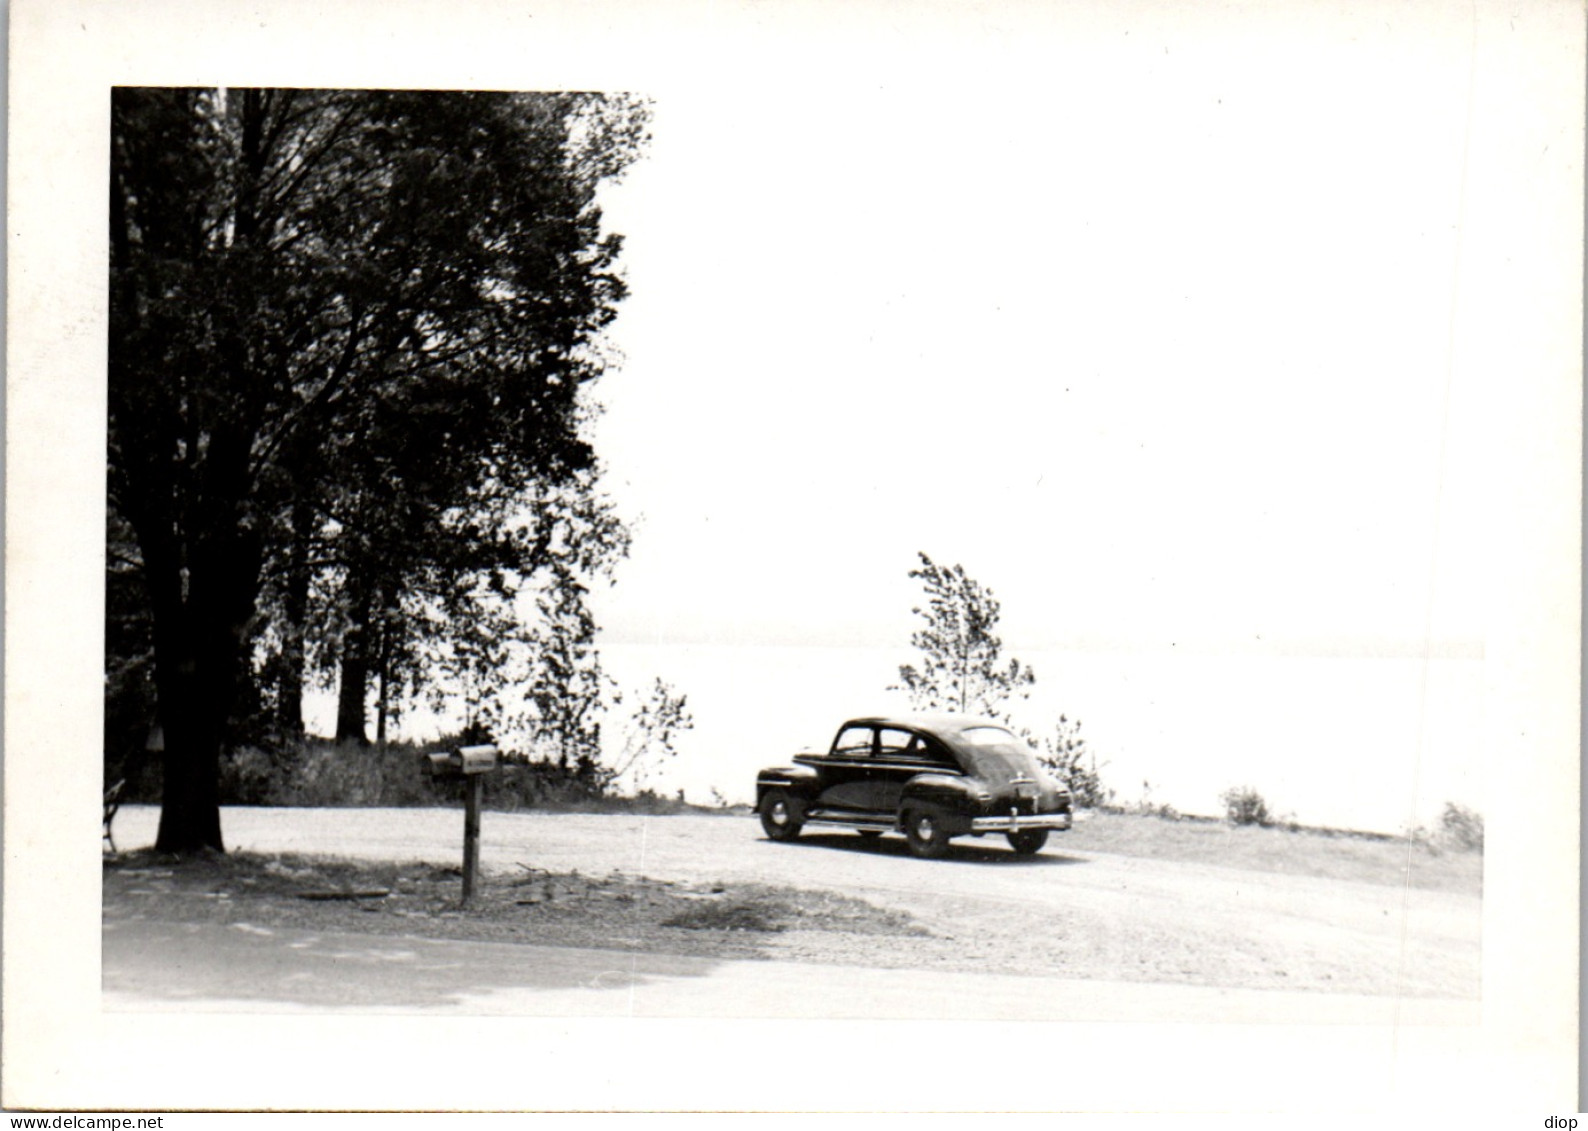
[
  {"left": 422, "top": 744, "right": 501, "bottom": 902},
  {"left": 461, "top": 775, "right": 482, "bottom": 902}
]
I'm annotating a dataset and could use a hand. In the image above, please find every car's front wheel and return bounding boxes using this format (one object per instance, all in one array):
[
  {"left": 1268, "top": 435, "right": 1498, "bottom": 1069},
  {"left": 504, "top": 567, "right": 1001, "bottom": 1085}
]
[
  {"left": 759, "top": 790, "right": 804, "bottom": 841},
  {"left": 903, "top": 808, "right": 951, "bottom": 859},
  {"left": 1007, "top": 828, "right": 1049, "bottom": 855}
]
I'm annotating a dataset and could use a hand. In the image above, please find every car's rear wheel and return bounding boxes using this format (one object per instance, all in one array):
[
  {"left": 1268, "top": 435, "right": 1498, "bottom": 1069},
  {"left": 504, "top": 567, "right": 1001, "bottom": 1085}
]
[
  {"left": 903, "top": 809, "right": 950, "bottom": 859},
  {"left": 1007, "top": 828, "right": 1049, "bottom": 855},
  {"left": 759, "top": 790, "right": 804, "bottom": 841}
]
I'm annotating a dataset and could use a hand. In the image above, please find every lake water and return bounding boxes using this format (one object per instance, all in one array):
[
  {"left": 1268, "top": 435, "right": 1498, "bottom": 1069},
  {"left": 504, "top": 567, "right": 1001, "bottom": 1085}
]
[
  {"left": 604, "top": 642, "right": 1483, "bottom": 834},
  {"left": 311, "top": 640, "right": 1484, "bottom": 836}
]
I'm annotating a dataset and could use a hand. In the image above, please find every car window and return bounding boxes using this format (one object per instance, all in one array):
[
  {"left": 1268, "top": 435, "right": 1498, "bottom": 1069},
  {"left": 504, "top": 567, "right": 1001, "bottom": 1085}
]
[
  {"left": 954, "top": 726, "right": 1045, "bottom": 780},
  {"left": 912, "top": 737, "right": 960, "bottom": 768},
  {"left": 832, "top": 725, "right": 874, "bottom": 757},
  {"left": 875, "top": 733, "right": 960, "bottom": 769},
  {"left": 877, "top": 728, "right": 914, "bottom": 755},
  {"left": 960, "top": 726, "right": 1022, "bottom": 747}
]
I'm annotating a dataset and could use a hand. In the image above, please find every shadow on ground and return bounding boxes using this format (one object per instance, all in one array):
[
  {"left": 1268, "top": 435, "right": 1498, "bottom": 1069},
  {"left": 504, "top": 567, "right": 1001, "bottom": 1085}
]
[
  {"left": 777, "top": 832, "right": 1092, "bottom": 866},
  {"left": 104, "top": 919, "right": 717, "bottom": 1009}
]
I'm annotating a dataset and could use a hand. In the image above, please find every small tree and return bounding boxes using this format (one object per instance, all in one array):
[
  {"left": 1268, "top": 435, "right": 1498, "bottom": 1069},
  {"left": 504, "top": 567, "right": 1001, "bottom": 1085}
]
[
  {"left": 604, "top": 679, "right": 694, "bottom": 794},
  {"left": 512, "top": 568, "right": 609, "bottom": 780},
  {"left": 1034, "top": 716, "right": 1111, "bottom": 808},
  {"left": 895, "top": 552, "right": 1035, "bottom": 720}
]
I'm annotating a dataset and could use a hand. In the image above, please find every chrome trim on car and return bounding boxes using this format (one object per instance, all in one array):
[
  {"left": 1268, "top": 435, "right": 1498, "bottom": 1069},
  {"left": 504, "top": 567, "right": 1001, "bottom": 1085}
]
[
  {"left": 970, "top": 813, "right": 1072, "bottom": 832},
  {"left": 793, "top": 755, "right": 966, "bottom": 776},
  {"left": 804, "top": 811, "right": 895, "bottom": 829}
]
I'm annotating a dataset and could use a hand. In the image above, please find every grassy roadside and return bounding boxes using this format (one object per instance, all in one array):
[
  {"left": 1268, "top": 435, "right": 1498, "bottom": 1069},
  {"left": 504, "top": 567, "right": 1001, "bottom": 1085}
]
[
  {"left": 575, "top": 801, "right": 1482, "bottom": 895},
  {"left": 1059, "top": 809, "right": 1481, "bottom": 895},
  {"left": 103, "top": 848, "right": 929, "bottom": 964}
]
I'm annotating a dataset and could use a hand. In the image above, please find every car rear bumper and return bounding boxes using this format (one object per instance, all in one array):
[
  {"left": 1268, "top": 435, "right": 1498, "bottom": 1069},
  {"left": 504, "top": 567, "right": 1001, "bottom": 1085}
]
[{"left": 970, "top": 812, "right": 1072, "bottom": 833}]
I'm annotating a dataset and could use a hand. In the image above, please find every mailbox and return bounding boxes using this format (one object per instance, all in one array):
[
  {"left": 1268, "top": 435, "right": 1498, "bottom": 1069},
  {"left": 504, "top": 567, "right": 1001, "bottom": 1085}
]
[
  {"left": 456, "top": 744, "right": 500, "bottom": 774},
  {"left": 422, "top": 744, "right": 501, "bottom": 779},
  {"left": 422, "top": 751, "right": 457, "bottom": 779}
]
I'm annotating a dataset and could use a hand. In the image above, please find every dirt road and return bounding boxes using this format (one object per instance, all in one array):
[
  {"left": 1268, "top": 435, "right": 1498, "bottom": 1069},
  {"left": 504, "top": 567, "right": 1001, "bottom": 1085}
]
[{"left": 108, "top": 805, "right": 1481, "bottom": 1004}]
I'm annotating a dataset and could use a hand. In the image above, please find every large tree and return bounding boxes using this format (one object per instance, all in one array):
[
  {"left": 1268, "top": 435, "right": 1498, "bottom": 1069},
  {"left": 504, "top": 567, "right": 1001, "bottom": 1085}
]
[
  {"left": 895, "top": 552, "right": 1035, "bottom": 720},
  {"left": 109, "top": 88, "right": 648, "bottom": 852}
]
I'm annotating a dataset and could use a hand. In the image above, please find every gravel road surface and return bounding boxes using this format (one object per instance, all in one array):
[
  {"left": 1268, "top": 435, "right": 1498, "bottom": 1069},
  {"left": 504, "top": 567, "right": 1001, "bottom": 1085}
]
[{"left": 107, "top": 805, "right": 1481, "bottom": 1012}]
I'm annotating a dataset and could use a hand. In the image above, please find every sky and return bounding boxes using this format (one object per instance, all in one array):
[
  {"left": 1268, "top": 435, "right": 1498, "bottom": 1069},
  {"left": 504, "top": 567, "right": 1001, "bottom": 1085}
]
[
  {"left": 481, "top": 3, "right": 1578, "bottom": 830},
  {"left": 587, "top": 17, "right": 1495, "bottom": 656}
]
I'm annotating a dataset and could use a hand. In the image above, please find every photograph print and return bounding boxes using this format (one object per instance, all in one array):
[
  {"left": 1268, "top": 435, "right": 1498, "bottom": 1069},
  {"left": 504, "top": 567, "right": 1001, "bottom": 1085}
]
[{"left": 5, "top": 0, "right": 1579, "bottom": 1113}]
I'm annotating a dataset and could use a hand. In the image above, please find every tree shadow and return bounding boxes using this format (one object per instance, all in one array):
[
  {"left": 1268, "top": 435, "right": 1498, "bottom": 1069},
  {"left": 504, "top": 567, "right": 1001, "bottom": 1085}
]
[
  {"left": 103, "top": 919, "right": 721, "bottom": 1011},
  {"left": 783, "top": 832, "right": 1091, "bottom": 866}
]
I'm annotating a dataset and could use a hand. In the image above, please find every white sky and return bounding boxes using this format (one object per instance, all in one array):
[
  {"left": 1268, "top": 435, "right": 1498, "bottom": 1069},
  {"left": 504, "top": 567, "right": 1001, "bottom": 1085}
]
[
  {"left": 586, "top": 8, "right": 1520, "bottom": 657},
  {"left": 535, "top": 2, "right": 1581, "bottom": 827}
]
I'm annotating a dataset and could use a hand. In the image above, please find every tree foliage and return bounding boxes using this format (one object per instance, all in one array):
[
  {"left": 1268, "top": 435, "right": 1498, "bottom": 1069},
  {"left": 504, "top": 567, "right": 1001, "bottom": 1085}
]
[
  {"left": 1033, "top": 715, "right": 1111, "bottom": 808},
  {"left": 895, "top": 552, "right": 1035, "bottom": 720},
  {"left": 108, "top": 88, "right": 650, "bottom": 851}
]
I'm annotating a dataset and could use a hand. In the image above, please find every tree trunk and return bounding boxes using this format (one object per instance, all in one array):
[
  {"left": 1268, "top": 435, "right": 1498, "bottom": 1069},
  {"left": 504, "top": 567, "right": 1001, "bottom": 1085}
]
[
  {"left": 375, "top": 672, "right": 388, "bottom": 750},
  {"left": 373, "top": 587, "right": 401, "bottom": 751},
  {"left": 273, "top": 496, "right": 313, "bottom": 741},
  {"left": 149, "top": 90, "right": 272, "bottom": 851},
  {"left": 144, "top": 506, "right": 261, "bottom": 854},
  {"left": 374, "top": 632, "right": 389, "bottom": 752},
  {"left": 153, "top": 655, "right": 226, "bottom": 854},
  {"left": 335, "top": 574, "right": 371, "bottom": 745}
]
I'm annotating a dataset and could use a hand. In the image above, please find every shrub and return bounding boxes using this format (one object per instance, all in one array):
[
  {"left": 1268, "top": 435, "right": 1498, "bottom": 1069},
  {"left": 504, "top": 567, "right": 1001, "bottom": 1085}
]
[
  {"left": 212, "top": 734, "right": 716, "bottom": 814},
  {"left": 217, "top": 745, "right": 279, "bottom": 806},
  {"left": 1126, "top": 780, "right": 1181, "bottom": 821},
  {"left": 217, "top": 738, "right": 441, "bottom": 807},
  {"left": 1405, "top": 802, "right": 1485, "bottom": 854},
  {"left": 1220, "top": 785, "right": 1272, "bottom": 827},
  {"left": 1439, "top": 802, "right": 1484, "bottom": 851},
  {"left": 492, "top": 759, "right": 625, "bottom": 811}
]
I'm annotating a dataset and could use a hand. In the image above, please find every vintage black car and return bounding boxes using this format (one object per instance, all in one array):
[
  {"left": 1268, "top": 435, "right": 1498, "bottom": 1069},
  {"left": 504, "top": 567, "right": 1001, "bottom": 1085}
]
[{"left": 755, "top": 714, "right": 1072, "bottom": 858}]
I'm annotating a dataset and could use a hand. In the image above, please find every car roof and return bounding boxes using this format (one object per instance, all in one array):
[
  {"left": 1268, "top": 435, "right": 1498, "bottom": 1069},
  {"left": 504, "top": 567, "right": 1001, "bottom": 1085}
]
[{"left": 840, "top": 714, "right": 1013, "bottom": 739}]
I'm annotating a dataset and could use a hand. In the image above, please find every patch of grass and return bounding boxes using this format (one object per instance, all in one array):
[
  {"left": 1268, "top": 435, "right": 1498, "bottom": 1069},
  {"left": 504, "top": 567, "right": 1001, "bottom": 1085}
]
[
  {"left": 1067, "top": 810, "right": 1481, "bottom": 896},
  {"left": 662, "top": 901, "right": 788, "bottom": 932}
]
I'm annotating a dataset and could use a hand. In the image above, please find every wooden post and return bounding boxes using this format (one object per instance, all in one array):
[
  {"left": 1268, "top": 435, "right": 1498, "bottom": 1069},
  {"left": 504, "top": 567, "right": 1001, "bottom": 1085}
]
[{"left": 462, "top": 773, "right": 482, "bottom": 903}]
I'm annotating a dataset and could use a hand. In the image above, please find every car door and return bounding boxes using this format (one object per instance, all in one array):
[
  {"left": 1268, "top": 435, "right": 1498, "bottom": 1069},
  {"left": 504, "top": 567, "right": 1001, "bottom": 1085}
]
[
  {"left": 815, "top": 724, "right": 877, "bottom": 812},
  {"left": 873, "top": 729, "right": 958, "bottom": 812}
]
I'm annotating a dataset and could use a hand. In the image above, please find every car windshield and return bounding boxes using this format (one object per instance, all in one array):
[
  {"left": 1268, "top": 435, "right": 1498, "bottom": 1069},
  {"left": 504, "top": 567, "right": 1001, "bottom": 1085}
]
[{"left": 954, "top": 726, "right": 1047, "bottom": 781}]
